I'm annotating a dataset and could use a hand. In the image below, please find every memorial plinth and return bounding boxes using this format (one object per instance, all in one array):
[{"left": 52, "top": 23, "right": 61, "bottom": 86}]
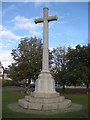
[{"left": 18, "top": 8, "right": 71, "bottom": 111}]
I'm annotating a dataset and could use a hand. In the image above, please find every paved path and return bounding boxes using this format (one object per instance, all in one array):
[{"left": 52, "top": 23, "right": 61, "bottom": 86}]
[{"left": 2, "top": 86, "right": 25, "bottom": 91}]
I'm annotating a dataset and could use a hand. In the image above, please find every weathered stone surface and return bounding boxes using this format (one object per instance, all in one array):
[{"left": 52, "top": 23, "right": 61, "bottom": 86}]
[
  {"left": 58, "top": 99, "right": 72, "bottom": 109},
  {"left": 32, "top": 92, "right": 60, "bottom": 98},
  {"left": 25, "top": 95, "right": 65, "bottom": 103},
  {"left": 9, "top": 102, "right": 82, "bottom": 114},
  {"left": 59, "top": 96, "right": 65, "bottom": 102},
  {"left": 35, "top": 72, "right": 56, "bottom": 93},
  {"left": 18, "top": 96, "right": 71, "bottom": 110},
  {"left": 28, "top": 103, "right": 42, "bottom": 110},
  {"left": 18, "top": 99, "right": 28, "bottom": 109}
]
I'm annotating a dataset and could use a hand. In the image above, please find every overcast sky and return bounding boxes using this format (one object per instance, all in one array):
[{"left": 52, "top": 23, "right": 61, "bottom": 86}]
[{"left": 0, "top": 2, "right": 88, "bottom": 68}]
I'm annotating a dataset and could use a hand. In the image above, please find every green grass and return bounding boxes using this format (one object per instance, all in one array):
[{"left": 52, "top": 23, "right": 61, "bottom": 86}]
[{"left": 2, "top": 91, "right": 88, "bottom": 118}]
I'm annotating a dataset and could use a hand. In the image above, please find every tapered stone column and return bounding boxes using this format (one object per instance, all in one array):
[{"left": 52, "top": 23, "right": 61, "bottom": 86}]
[
  {"left": 42, "top": 8, "right": 49, "bottom": 72},
  {"left": 34, "top": 8, "right": 58, "bottom": 94}
]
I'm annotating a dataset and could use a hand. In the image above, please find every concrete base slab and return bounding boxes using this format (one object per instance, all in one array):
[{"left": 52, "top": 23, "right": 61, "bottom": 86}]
[
  {"left": 18, "top": 93, "right": 71, "bottom": 111},
  {"left": 9, "top": 102, "right": 82, "bottom": 115},
  {"left": 18, "top": 72, "right": 71, "bottom": 111}
]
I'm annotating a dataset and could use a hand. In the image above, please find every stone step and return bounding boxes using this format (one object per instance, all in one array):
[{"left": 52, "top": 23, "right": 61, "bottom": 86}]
[
  {"left": 25, "top": 96, "right": 65, "bottom": 103},
  {"left": 28, "top": 99, "right": 71, "bottom": 110},
  {"left": 58, "top": 99, "right": 71, "bottom": 110},
  {"left": 18, "top": 98, "right": 71, "bottom": 110},
  {"left": 18, "top": 99, "right": 28, "bottom": 109},
  {"left": 59, "top": 96, "right": 65, "bottom": 102},
  {"left": 31, "top": 92, "right": 60, "bottom": 98}
]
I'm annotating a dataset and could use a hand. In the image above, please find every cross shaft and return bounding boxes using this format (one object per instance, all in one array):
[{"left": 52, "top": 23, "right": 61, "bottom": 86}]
[{"left": 34, "top": 8, "right": 58, "bottom": 72}]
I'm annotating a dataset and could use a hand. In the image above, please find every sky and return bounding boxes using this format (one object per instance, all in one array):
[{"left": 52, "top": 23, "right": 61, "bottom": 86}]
[{"left": 0, "top": 2, "right": 88, "bottom": 68}]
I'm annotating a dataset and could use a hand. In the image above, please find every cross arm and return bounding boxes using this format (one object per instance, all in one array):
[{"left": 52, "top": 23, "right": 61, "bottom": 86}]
[
  {"left": 34, "top": 18, "right": 44, "bottom": 24},
  {"left": 47, "top": 15, "right": 58, "bottom": 22}
]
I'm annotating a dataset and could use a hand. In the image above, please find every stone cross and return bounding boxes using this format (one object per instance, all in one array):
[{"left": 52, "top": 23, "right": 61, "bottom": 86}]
[
  {"left": 35, "top": 8, "right": 58, "bottom": 72},
  {"left": 18, "top": 8, "right": 71, "bottom": 111}
]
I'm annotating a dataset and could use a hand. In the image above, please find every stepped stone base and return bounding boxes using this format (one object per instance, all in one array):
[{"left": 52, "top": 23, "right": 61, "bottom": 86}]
[
  {"left": 18, "top": 92, "right": 71, "bottom": 111},
  {"left": 18, "top": 71, "right": 71, "bottom": 111}
]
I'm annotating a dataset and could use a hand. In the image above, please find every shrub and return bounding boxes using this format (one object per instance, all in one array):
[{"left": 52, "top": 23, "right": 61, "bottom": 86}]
[{"left": 2, "top": 79, "right": 14, "bottom": 86}]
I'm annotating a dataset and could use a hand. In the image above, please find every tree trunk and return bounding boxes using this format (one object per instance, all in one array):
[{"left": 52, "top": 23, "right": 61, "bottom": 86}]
[
  {"left": 63, "top": 84, "right": 65, "bottom": 92},
  {"left": 86, "top": 83, "right": 89, "bottom": 89},
  {"left": 28, "top": 79, "right": 31, "bottom": 84}
]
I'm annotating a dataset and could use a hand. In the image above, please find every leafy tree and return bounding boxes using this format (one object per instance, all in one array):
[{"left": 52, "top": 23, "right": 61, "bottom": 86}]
[
  {"left": 66, "top": 45, "right": 90, "bottom": 88},
  {"left": 8, "top": 37, "right": 53, "bottom": 86},
  {"left": 52, "top": 47, "right": 67, "bottom": 91},
  {"left": 8, "top": 37, "right": 42, "bottom": 84},
  {"left": 52, "top": 45, "right": 89, "bottom": 90}
]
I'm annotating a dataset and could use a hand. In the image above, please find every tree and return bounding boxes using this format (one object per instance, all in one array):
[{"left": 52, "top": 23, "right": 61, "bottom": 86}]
[
  {"left": 8, "top": 37, "right": 53, "bottom": 86},
  {"left": 66, "top": 44, "right": 90, "bottom": 88},
  {"left": 52, "top": 47, "right": 67, "bottom": 91},
  {"left": 8, "top": 37, "right": 43, "bottom": 84}
]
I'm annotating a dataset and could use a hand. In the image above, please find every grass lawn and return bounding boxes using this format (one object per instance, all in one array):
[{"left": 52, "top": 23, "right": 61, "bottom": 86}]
[{"left": 2, "top": 90, "right": 88, "bottom": 118}]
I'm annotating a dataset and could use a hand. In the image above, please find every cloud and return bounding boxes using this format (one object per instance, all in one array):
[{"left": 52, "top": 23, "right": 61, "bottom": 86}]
[
  {"left": 0, "top": 42, "right": 3, "bottom": 52},
  {"left": 13, "top": 15, "right": 40, "bottom": 30},
  {"left": 0, "top": 51, "right": 13, "bottom": 68},
  {"left": 0, "top": 25, "right": 21, "bottom": 56},
  {"left": 49, "top": 47, "right": 54, "bottom": 51},
  {"left": 12, "top": 15, "right": 42, "bottom": 38},
  {"left": 0, "top": 25, "right": 20, "bottom": 40},
  {"left": 29, "top": 30, "right": 42, "bottom": 37},
  {"left": 60, "top": 21, "right": 68, "bottom": 24},
  {"left": 57, "top": 12, "right": 69, "bottom": 24},
  {"left": 60, "top": 13, "right": 70, "bottom": 19}
]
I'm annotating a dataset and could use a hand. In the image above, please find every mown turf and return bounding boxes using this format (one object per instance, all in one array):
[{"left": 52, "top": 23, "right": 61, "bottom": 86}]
[{"left": 2, "top": 91, "right": 88, "bottom": 118}]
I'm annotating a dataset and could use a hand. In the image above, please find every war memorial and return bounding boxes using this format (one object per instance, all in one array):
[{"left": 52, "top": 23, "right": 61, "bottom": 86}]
[{"left": 18, "top": 8, "right": 72, "bottom": 111}]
